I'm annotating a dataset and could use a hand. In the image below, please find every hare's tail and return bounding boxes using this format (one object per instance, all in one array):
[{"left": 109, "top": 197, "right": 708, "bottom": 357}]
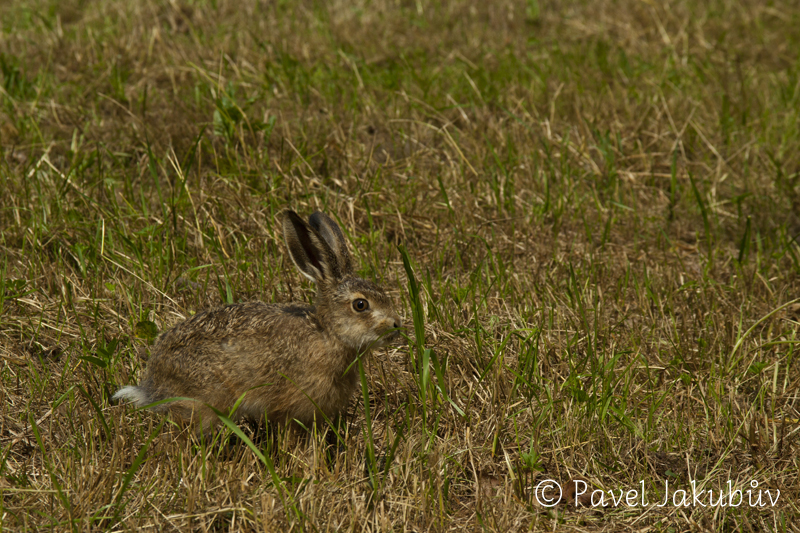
[{"left": 112, "top": 386, "right": 151, "bottom": 407}]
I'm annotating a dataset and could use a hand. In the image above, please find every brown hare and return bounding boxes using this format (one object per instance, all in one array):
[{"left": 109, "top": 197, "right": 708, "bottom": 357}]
[{"left": 113, "top": 210, "right": 403, "bottom": 432}]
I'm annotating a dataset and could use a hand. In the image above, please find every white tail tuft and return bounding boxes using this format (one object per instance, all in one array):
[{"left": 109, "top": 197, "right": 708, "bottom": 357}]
[{"left": 112, "top": 386, "right": 149, "bottom": 407}]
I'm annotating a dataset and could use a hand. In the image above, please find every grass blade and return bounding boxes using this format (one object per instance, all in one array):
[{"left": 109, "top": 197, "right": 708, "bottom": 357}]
[
  {"left": 111, "top": 419, "right": 165, "bottom": 524},
  {"left": 29, "top": 414, "right": 74, "bottom": 530}
]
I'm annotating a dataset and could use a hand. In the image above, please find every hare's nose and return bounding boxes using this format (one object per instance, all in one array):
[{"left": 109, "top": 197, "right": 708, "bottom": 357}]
[{"left": 393, "top": 316, "right": 403, "bottom": 329}]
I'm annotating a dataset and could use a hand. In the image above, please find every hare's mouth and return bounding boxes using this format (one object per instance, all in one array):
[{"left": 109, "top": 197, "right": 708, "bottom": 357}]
[
  {"left": 360, "top": 329, "right": 399, "bottom": 351},
  {"left": 380, "top": 327, "right": 405, "bottom": 346}
]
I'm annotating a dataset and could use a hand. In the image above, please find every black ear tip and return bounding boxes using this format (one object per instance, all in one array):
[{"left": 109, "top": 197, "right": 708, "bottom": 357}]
[
  {"left": 307, "top": 210, "right": 328, "bottom": 226},
  {"left": 282, "top": 210, "right": 304, "bottom": 225}
]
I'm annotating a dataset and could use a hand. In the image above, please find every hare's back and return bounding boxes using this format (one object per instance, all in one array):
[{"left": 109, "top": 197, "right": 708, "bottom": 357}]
[{"left": 152, "top": 301, "right": 315, "bottom": 358}]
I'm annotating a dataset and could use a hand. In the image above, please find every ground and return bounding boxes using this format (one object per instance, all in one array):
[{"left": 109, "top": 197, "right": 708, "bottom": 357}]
[{"left": 1, "top": 0, "right": 799, "bottom": 531}]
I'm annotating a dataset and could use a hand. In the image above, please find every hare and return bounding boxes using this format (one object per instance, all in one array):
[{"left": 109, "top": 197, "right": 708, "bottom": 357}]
[{"left": 113, "top": 210, "right": 403, "bottom": 432}]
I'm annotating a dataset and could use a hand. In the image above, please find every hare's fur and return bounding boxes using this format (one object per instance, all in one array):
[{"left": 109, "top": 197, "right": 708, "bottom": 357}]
[{"left": 113, "top": 210, "right": 402, "bottom": 431}]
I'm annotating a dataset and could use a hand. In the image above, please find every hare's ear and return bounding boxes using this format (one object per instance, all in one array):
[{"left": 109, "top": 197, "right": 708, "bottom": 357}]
[
  {"left": 282, "top": 210, "right": 341, "bottom": 284},
  {"left": 308, "top": 211, "right": 353, "bottom": 275}
]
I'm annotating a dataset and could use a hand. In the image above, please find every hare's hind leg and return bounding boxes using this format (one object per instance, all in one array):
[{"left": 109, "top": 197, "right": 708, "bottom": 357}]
[{"left": 159, "top": 399, "right": 221, "bottom": 436}]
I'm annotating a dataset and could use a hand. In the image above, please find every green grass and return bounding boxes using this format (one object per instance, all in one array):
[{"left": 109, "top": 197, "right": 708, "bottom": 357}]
[{"left": 1, "top": 0, "right": 800, "bottom": 530}]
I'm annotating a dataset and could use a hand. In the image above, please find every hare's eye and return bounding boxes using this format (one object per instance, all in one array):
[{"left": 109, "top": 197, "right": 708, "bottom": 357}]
[{"left": 352, "top": 299, "right": 369, "bottom": 312}]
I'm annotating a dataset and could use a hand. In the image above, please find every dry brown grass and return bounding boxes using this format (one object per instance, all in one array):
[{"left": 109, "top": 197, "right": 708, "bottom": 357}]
[{"left": 1, "top": 0, "right": 800, "bottom": 530}]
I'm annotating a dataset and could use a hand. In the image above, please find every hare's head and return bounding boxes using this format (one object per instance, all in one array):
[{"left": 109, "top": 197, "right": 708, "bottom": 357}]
[{"left": 283, "top": 210, "right": 403, "bottom": 352}]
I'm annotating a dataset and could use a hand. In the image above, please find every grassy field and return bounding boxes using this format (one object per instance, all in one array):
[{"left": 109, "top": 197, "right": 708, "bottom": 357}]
[{"left": 2, "top": 0, "right": 800, "bottom": 530}]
